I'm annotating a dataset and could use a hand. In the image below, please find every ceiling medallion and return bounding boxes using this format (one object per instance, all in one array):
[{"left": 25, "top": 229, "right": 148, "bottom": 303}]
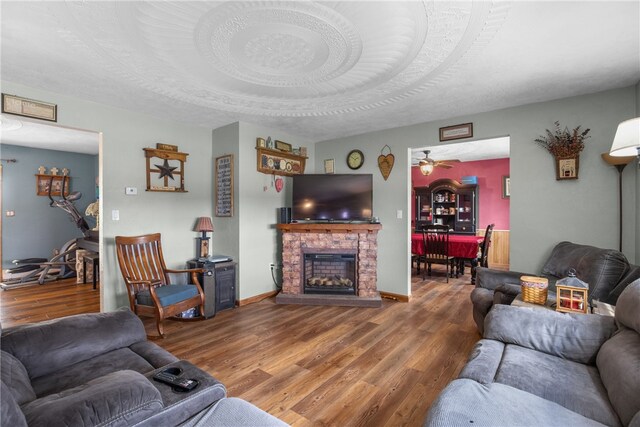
[{"left": 58, "top": 1, "right": 508, "bottom": 117}]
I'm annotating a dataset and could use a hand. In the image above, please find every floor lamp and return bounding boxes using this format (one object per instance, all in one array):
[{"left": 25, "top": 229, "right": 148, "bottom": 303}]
[{"left": 601, "top": 153, "right": 635, "bottom": 251}]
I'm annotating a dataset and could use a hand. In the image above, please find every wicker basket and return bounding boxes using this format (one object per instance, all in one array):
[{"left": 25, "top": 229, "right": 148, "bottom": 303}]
[{"left": 520, "top": 276, "right": 549, "bottom": 305}]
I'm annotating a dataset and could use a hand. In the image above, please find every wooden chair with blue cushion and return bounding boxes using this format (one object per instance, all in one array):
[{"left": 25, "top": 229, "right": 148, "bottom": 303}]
[{"left": 115, "top": 233, "right": 205, "bottom": 338}]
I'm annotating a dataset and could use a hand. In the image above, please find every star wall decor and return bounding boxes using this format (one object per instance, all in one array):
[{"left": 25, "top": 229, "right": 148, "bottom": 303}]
[
  {"left": 154, "top": 159, "right": 178, "bottom": 180},
  {"left": 143, "top": 145, "right": 189, "bottom": 192}
]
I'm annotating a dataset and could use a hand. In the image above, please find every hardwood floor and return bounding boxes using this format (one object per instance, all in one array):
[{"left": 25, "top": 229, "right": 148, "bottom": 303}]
[
  {"left": 0, "top": 268, "right": 480, "bottom": 426},
  {"left": 0, "top": 278, "right": 100, "bottom": 326}
]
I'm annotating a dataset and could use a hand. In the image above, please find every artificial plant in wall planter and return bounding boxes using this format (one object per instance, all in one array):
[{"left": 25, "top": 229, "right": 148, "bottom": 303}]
[{"left": 534, "top": 121, "right": 591, "bottom": 180}]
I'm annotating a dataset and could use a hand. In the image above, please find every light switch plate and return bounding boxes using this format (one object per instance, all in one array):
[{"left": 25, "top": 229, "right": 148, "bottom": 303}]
[
  {"left": 112, "top": 210, "right": 120, "bottom": 221},
  {"left": 396, "top": 209, "right": 403, "bottom": 219}
]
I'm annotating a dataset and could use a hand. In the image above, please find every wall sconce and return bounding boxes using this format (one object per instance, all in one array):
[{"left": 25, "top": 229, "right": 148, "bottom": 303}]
[{"left": 194, "top": 217, "right": 214, "bottom": 260}]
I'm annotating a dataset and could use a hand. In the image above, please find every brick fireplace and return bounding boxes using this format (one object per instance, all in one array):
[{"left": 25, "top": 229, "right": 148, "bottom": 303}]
[{"left": 275, "top": 223, "right": 382, "bottom": 307}]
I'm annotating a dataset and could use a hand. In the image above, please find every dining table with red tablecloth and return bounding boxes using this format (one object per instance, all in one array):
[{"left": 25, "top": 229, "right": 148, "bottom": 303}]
[{"left": 411, "top": 233, "right": 484, "bottom": 281}]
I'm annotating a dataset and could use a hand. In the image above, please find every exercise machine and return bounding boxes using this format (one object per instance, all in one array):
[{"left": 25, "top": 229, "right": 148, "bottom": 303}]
[{"left": 2, "top": 177, "right": 91, "bottom": 289}]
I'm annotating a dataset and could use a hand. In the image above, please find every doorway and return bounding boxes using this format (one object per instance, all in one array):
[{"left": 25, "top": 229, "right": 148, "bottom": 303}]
[
  {"left": 0, "top": 115, "right": 100, "bottom": 294},
  {"left": 408, "top": 136, "right": 511, "bottom": 291}
]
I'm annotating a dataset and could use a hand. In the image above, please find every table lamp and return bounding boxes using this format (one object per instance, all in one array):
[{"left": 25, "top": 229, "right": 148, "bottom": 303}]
[
  {"left": 194, "top": 217, "right": 214, "bottom": 260},
  {"left": 609, "top": 117, "right": 640, "bottom": 166}
]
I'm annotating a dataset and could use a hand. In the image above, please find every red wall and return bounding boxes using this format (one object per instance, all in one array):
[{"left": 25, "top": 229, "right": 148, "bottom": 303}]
[{"left": 411, "top": 158, "right": 510, "bottom": 230}]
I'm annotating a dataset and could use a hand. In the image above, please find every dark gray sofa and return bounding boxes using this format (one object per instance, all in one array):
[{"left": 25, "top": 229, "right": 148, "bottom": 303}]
[
  {"left": 425, "top": 279, "right": 640, "bottom": 427},
  {"left": 471, "top": 241, "right": 640, "bottom": 333},
  {"left": 1, "top": 309, "right": 287, "bottom": 426}
]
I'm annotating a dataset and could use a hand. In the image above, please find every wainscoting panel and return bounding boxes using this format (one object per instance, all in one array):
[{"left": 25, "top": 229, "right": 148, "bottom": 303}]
[{"left": 478, "top": 229, "right": 510, "bottom": 270}]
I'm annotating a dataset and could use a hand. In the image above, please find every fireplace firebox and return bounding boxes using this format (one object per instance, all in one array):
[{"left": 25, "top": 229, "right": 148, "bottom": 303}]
[{"left": 303, "top": 253, "right": 356, "bottom": 295}]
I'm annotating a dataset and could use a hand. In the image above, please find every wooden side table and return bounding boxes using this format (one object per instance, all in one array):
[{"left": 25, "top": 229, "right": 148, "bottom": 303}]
[
  {"left": 82, "top": 252, "right": 99, "bottom": 289},
  {"left": 511, "top": 291, "right": 557, "bottom": 310}
]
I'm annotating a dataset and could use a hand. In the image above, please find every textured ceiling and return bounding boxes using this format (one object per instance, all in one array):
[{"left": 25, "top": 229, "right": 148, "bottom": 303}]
[
  {"left": 0, "top": 116, "right": 99, "bottom": 155},
  {"left": 1, "top": 1, "right": 639, "bottom": 143}
]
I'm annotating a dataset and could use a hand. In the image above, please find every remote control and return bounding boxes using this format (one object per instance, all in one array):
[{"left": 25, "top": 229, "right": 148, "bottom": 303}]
[{"left": 153, "top": 371, "right": 198, "bottom": 391}]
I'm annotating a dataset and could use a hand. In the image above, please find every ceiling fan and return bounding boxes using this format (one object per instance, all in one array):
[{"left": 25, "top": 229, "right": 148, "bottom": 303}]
[{"left": 417, "top": 150, "right": 460, "bottom": 175}]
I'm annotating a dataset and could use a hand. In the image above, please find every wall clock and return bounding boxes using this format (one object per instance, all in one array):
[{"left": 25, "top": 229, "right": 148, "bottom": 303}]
[{"left": 347, "top": 149, "right": 365, "bottom": 170}]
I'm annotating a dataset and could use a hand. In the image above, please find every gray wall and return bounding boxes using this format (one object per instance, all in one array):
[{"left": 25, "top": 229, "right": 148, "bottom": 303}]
[
  {"left": 314, "top": 86, "right": 639, "bottom": 296},
  {"left": 1, "top": 81, "right": 214, "bottom": 312},
  {"left": 637, "top": 81, "right": 640, "bottom": 265},
  {"left": 1, "top": 144, "right": 97, "bottom": 268},
  {"left": 212, "top": 122, "right": 314, "bottom": 300}
]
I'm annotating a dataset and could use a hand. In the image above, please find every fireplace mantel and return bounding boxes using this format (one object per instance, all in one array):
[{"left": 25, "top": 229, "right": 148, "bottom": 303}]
[
  {"left": 277, "top": 223, "right": 382, "bottom": 234},
  {"left": 276, "top": 222, "right": 382, "bottom": 307}
]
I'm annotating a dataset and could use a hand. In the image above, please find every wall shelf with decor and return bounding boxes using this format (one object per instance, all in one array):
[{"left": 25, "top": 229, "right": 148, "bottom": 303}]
[
  {"left": 36, "top": 174, "right": 70, "bottom": 196},
  {"left": 256, "top": 147, "right": 307, "bottom": 176}
]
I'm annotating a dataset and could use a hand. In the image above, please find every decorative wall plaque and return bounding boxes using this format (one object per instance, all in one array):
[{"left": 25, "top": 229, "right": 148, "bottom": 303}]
[
  {"left": 439, "top": 123, "right": 473, "bottom": 141},
  {"left": 143, "top": 147, "right": 188, "bottom": 192},
  {"left": 2, "top": 93, "right": 57, "bottom": 122},
  {"left": 215, "top": 154, "right": 234, "bottom": 217}
]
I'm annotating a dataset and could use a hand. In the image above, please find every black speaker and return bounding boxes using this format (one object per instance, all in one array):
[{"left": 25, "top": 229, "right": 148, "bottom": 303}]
[
  {"left": 200, "top": 269, "right": 216, "bottom": 318},
  {"left": 279, "top": 207, "right": 291, "bottom": 224}
]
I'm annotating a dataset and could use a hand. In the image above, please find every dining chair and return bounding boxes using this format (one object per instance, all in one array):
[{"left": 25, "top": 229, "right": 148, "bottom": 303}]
[
  {"left": 478, "top": 223, "right": 495, "bottom": 268},
  {"left": 422, "top": 225, "right": 454, "bottom": 282},
  {"left": 115, "top": 233, "right": 205, "bottom": 338}
]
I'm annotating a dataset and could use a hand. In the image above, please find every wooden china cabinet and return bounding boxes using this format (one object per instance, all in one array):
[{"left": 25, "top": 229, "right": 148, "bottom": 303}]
[{"left": 414, "top": 178, "right": 478, "bottom": 234}]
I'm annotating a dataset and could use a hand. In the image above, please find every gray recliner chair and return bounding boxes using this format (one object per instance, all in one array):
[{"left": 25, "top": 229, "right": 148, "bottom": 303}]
[
  {"left": 470, "top": 241, "right": 639, "bottom": 334},
  {"left": 425, "top": 279, "right": 640, "bottom": 427}
]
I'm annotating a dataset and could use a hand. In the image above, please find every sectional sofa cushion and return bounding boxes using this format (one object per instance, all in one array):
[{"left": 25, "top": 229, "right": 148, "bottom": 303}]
[
  {"left": 424, "top": 379, "right": 608, "bottom": 427},
  {"left": 30, "top": 347, "right": 155, "bottom": 397},
  {"left": 0, "top": 350, "right": 35, "bottom": 405},
  {"left": 484, "top": 304, "right": 616, "bottom": 364},
  {"left": 540, "top": 241, "right": 629, "bottom": 300},
  {"left": 1, "top": 309, "right": 147, "bottom": 379},
  {"left": 1, "top": 381, "right": 28, "bottom": 427},
  {"left": 21, "top": 370, "right": 163, "bottom": 427}
]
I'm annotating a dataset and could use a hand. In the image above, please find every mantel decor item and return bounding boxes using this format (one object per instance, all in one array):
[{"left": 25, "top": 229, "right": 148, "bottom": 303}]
[
  {"left": 275, "top": 140, "right": 292, "bottom": 152},
  {"left": 324, "top": 159, "right": 335, "bottom": 174},
  {"left": 143, "top": 146, "right": 188, "bottom": 192},
  {"left": 2, "top": 93, "right": 57, "bottom": 122},
  {"left": 439, "top": 123, "right": 473, "bottom": 141},
  {"left": 194, "top": 216, "right": 214, "bottom": 260},
  {"left": 378, "top": 145, "right": 395, "bottom": 181},
  {"left": 534, "top": 121, "right": 591, "bottom": 180}
]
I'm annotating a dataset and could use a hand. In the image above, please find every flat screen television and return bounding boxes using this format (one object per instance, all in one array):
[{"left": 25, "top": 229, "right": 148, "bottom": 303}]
[{"left": 292, "top": 174, "right": 373, "bottom": 222}]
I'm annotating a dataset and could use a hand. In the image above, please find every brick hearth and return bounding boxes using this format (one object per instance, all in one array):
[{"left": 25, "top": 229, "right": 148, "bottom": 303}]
[{"left": 276, "top": 223, "right": 382, "bottom": 307}]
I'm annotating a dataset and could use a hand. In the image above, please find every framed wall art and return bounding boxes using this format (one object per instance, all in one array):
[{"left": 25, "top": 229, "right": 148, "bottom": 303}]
[
  {"left": 439, "top": 123, "right": 473, "bottom": 141},
  {"left": 324, "top": 159, "right": 335, "bottom": 174},
  {"left": 215, "top": 154, "right": 234, "bottom": 217},
  {"left": 143, "top": 147, "right": 188, "bottom": 192},
  {"left": 2, "top": 93, "right": 57, "bottom": 122},
  {"left": 556, "top": 156, "right": 579, "bottom": 180},
  {"left": 502, "top": 175, "right": 510, "bottom": 198}
]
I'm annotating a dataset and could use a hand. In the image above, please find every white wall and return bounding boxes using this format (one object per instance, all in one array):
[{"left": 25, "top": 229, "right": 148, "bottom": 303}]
[
  {"left": 213, "top": 121, "right": 315, "bottom": 301},
  {"left": 314, "top": 86, "right": 639, "bottom": 296},
  {"left": 1, "top": 81, "right": 214, "bottom": 311}
]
